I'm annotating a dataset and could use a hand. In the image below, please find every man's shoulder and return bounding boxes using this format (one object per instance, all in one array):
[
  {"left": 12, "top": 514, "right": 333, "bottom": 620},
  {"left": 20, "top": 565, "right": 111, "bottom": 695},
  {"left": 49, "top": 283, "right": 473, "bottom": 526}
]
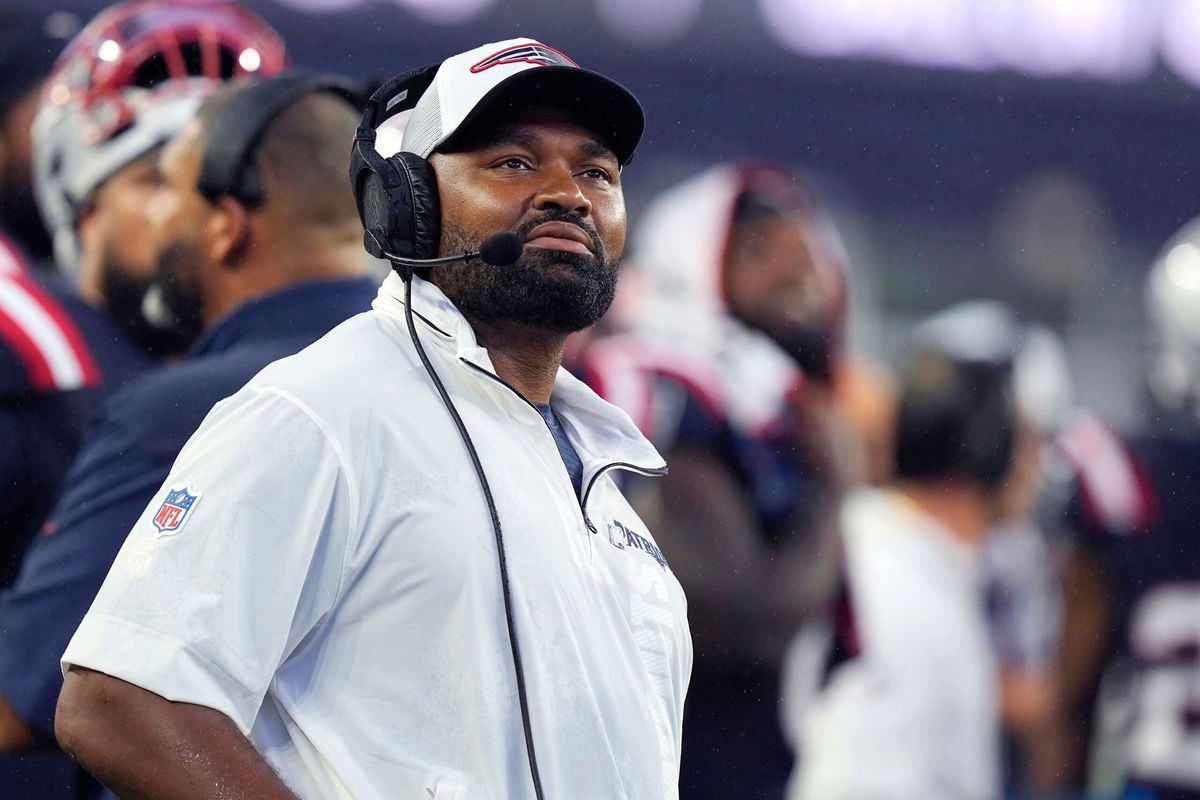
[
  {"left": 224, "top": 311, "right": 434, "bottom": 440},
  {"left": 102, "top": 351, "right": 260, "bottom": 433},
  {"left": 51, "top": 290, "right": 153, "bottom": 393},
  {"left": 252, "top": 309, "right": 411, "bottom": 386}
]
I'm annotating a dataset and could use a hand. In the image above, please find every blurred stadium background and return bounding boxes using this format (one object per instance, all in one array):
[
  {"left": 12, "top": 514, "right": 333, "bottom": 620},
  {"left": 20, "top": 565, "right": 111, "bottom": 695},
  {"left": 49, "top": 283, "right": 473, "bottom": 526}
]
[{"left": 16, "top": 0, "right": 1199, "bottom": 430}]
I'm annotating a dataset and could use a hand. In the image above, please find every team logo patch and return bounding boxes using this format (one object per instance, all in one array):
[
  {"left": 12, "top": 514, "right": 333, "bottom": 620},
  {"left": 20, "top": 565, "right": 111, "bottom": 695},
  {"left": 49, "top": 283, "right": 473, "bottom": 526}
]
[
  {"left": 151, "top": 486, "right": 201, "bottom": 534},
  {"left": 607, "top": 520, "right": 627, "bottom": 549},
  {"left": 470, "top": 43, "right": 578, "bottom": 73}
]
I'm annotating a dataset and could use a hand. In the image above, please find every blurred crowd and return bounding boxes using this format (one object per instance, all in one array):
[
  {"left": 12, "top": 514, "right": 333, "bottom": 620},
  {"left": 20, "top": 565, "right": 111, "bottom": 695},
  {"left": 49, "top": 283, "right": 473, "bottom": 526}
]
[{"left": 1, "top": 2, "right": 1199, "bottom": 799}]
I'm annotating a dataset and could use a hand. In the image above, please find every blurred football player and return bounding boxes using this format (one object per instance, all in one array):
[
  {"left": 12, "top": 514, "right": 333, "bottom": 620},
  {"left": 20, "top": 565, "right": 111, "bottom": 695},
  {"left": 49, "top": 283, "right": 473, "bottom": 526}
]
[
  {"left": 33, "top": 0, "right": 286, "bottom": 357},
  {"left": 0, "top": 15, "right": 94, "bottom": 800},
  {"left": 0, "top": 3, "right": 285, "bottom": 797},
  {"left": 1051, "top": 216, "right": 1200, "bottom": 798},
  {"left": 918, "top": 303, "right": 1073, "bottom": 795},
  {"left": 782, "top": 304, "right": 1040, "bottom": 800},
  {"left": 580, "top": 162, "right": 858, "bottom": 798}
]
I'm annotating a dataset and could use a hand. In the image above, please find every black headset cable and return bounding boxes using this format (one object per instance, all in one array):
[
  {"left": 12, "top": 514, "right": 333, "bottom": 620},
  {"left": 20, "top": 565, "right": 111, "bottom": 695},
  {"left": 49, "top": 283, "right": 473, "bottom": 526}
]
[{"left": 401, "top": 273, "right": 546, "bottom": 800}]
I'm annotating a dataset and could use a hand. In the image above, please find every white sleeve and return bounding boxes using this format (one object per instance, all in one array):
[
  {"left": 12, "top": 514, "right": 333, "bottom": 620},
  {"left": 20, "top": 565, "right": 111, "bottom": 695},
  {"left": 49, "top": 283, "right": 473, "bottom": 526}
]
[{"left": 62, "top": 386, "right": 356, "bottom": 735}]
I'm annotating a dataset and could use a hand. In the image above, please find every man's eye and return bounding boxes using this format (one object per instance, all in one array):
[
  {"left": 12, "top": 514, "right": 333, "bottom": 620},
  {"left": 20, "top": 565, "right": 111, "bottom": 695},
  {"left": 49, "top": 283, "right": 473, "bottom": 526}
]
[
  {"left": 581, "top": 168, "right": 612, "bottom": 182},
  {"left": 498, "top": 158, "right": 529, "bottom": 169}
]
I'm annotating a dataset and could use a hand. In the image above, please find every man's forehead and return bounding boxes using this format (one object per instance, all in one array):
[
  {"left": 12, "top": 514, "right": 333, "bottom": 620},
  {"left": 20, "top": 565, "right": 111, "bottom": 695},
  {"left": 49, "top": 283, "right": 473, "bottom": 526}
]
[
  {"left": 121, "top": 147, "right": 163, "bottom": 173},
  {"left": 442, "top": 105, "right": 618, "bottom": 161}
]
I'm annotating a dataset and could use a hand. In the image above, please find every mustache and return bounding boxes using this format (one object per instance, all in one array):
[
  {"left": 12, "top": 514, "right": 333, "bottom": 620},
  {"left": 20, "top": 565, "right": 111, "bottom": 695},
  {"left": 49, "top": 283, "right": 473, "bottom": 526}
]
[{"left": 515, "top": 210, "right": 604, "bottom": 257}]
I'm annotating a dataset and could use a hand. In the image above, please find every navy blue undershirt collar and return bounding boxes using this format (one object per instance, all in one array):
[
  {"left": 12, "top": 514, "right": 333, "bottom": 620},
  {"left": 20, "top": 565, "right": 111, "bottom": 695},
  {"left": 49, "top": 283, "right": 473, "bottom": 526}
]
[
  {"left": 533, "top": 401, "right": 585, "bottom": 497},
  {"left": 190, "top": 277, "right": 377, "bottom": 358}
]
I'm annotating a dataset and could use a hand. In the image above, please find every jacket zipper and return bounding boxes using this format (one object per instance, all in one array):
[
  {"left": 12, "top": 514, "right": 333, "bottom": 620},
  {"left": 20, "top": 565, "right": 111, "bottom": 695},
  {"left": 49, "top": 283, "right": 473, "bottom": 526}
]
[
  {"left": 579, "top": 462, "right": 668, "bottom": 532},
  {"left": 460, "top": 359, "right": 666, "bottom": 534}
]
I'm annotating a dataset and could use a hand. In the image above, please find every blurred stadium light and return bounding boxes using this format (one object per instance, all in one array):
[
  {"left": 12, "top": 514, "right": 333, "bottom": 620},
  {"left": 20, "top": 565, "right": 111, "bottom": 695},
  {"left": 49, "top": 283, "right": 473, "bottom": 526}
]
[
  {"left": 254, "top": 0, "right": 1200, "bottom": 91},
  {"left": 596, "top": 0, "right": 704, "bottom": 46},
  {"left": 388, "top": 0, "right": 495, "bottom": 25},
  {"left": 758, "top": 0, "right": 1148, "bottom": 80}
]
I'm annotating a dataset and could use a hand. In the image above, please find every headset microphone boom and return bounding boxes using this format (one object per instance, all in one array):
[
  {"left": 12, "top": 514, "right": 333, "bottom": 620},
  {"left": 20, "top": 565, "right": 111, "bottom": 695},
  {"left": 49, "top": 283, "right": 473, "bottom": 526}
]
[{"left": 378, "top": 230, "right": 526, "bottom": 272}]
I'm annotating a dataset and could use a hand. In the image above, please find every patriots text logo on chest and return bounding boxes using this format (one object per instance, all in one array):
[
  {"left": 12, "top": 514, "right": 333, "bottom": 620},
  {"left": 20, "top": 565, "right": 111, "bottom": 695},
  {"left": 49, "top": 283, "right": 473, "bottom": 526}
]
[
  {"left": 152, "top": 487, "right": 201, "bottom": 534},
  {"left": 606, "top": 520, "right": 669, "bottom": 570}
]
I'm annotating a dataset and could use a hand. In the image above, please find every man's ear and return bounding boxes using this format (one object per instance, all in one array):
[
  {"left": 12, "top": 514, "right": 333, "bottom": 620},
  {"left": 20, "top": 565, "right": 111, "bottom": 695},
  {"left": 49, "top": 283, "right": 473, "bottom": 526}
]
[{"left": 207, "top": 196, "right": 251, "bottom": 269}]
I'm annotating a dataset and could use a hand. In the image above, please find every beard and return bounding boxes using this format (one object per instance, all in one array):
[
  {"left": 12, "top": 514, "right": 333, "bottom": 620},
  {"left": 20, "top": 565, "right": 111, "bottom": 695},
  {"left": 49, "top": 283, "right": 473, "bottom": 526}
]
[
  {"left": 100, "top": 253, "right": 197, "bottom": 359},
  {"left": 745, "top": 313, "right": 834, "bottom": 384},
  {"left": 142, "top": 239, "right": 206, "bottom": 352},
  {"left": 731, "top": 289, "right": 835, "bottom": 384},
  {"left": 431, "top": 211, "right": 618, "bottom": 334}
]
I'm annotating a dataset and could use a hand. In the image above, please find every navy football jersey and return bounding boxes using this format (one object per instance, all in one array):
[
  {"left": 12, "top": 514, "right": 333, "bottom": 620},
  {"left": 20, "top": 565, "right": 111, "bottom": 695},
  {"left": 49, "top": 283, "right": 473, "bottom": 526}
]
[{"left": 1051, "top": 414, "right": 1200, "bottom": 797}]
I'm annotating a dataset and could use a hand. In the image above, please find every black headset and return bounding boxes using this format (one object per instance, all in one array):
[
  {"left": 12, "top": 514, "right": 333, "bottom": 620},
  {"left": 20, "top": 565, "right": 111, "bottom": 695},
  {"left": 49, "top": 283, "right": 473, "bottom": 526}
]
[
  {"left": 197, "top": 72, "right": 365, "bottom": 207},
  {"left": 347, "top": 65, "right": 444, "bottom": 265},
  {"left": 894, "top": 351, "right": 1017, "bottom": 489}
]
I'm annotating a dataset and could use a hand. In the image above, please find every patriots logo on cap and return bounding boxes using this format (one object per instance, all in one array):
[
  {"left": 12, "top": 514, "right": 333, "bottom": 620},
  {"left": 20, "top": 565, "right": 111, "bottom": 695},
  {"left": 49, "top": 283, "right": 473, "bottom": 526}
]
[
  {"left": 470, "top": 43, "right": 578, "bottom": 73},
  {"left": 151, "top": 486, "right": 201, "bottom": 535}
]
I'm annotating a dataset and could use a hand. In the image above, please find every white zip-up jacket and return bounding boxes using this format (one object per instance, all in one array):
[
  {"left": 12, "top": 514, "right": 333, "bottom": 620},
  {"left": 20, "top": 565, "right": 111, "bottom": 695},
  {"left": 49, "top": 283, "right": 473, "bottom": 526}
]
[{"left": 63, "top": 273, "right": 693, "bottom": 800}]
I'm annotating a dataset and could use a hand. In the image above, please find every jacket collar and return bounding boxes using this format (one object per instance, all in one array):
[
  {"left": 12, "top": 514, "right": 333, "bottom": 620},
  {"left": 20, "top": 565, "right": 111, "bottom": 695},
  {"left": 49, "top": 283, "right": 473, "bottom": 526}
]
[{"left": 372, "top": 272, "right": 665, "bottom": 473}]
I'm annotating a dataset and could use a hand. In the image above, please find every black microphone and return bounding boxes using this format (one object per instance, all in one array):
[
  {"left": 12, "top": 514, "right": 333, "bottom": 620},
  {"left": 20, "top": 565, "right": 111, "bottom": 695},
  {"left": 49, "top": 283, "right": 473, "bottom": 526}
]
[{"left": 382, "top": 231, "right": 524, "bottom": 270}]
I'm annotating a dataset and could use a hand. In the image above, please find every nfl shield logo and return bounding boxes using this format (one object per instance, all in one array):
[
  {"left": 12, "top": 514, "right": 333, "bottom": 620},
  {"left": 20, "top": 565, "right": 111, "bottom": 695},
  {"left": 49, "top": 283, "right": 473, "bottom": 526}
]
[
  {"left": 152, "top": 487, "right": 201, "bottom": 534},
  {"left": 607, "top": 520, "right": 627, "bottom": 549}
]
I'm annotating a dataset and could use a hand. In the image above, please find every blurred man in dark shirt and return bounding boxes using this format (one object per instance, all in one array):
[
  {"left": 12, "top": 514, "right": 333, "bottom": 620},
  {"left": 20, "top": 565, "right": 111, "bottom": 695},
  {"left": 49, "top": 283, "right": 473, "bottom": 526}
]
[{"left": 0, "top": 74, "right": 373, "bottom": 800}]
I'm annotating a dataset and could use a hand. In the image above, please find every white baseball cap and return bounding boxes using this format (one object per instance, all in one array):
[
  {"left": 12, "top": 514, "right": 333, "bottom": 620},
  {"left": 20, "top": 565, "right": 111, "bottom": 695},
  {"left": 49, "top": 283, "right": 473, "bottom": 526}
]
[{"left": 400, "top": 37, "right": 645, "bottom": 166}]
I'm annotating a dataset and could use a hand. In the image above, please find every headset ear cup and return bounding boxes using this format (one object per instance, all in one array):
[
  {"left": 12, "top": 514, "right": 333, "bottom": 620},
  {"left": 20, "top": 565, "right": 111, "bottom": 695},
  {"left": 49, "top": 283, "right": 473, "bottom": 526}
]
[
  {"left": 347, "top": 146, "right": 440, "bottom": 262},
  {"left": 358, "top": 170, "right": 397, "bottom": 258},
  {"left": 391, "top": 152, "right": 441, "bottom": 260}
]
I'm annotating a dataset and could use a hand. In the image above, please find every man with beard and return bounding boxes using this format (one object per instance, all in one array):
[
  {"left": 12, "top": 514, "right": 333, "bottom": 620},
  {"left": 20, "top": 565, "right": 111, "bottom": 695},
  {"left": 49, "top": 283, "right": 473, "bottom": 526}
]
[
  {"left": 579, "top": 163, "right": 857, "bottom": 798},
  {"left": 0, "top": 5, "right": 286, "bottom": 797},
  {"left": 0, "top": 0, "right": 286, "bottom": 590},
  {"left": 1, "top": 0, "right": 285, "bottom": 587},
  {"left": 55, "top": 39, "right": 690, "bottom": 800},
  {"left": 0, "top": 76, "right": 375, "bottom": 800},
  {"left": 32, "top": 0, "right": 287, "bottom": 360}
]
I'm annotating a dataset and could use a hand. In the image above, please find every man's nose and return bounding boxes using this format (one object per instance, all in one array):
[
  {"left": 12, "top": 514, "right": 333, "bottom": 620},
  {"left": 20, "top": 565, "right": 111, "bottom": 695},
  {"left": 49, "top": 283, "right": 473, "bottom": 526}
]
[
  {"left": 145, "top": 187, "right": 173, "bottom": 232},
  {"left": 533, "top": 165, "right": 591, "bottom": 216}
]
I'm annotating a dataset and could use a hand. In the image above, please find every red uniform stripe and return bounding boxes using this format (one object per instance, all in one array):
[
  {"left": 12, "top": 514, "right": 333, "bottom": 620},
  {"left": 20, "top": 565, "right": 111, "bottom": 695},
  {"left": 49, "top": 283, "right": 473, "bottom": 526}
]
[
  {"left": 0, "top": 298, "right": 57, "bottom": 391},
  {"left": 20, "top": 275, "right": 102, "bottom": 388}
]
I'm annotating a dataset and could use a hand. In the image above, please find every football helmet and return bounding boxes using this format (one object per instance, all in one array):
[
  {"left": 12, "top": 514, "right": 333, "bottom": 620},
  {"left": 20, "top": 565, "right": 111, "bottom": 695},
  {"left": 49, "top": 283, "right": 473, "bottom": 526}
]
[
  {"left": 1146, "top": 215, "right": 1200, "bottom": 419},
  {"left": 32, "top": 0, "right": 286, "bottom": 271}
]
